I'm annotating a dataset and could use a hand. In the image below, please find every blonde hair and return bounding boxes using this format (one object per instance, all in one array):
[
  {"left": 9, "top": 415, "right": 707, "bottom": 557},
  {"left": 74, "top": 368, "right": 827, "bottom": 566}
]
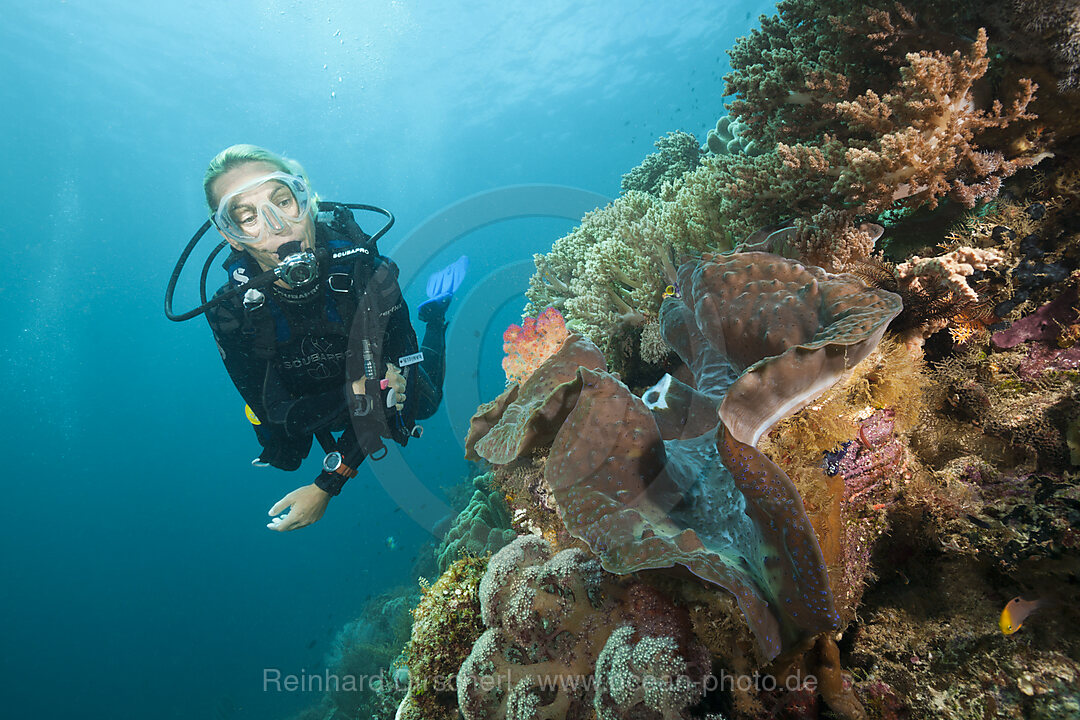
[{"left": 203, "top": 144, "right": 317, "bottom": 214}]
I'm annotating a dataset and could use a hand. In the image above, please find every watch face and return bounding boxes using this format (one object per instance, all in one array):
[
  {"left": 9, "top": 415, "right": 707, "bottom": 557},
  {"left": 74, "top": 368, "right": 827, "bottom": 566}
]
[{"left": 323, "top": 452, "right": 341, "bottom": 472}]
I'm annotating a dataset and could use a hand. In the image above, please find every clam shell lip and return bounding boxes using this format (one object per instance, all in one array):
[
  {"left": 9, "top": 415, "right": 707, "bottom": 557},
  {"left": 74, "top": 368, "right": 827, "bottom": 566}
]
[{"left": 641, "top": 373, "right": 673, "bottom": 410}]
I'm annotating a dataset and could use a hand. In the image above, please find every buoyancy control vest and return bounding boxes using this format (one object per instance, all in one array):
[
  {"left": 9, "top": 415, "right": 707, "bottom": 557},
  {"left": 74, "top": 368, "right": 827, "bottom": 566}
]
[{"left": 222, "top": 202, "right": 419, "bottom": 452}]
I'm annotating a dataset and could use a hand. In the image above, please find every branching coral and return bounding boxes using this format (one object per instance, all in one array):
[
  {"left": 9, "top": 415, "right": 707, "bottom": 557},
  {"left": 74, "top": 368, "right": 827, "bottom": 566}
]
[
  {"left": 834, "top": 28, "right": 1038, "bottom": 211},
  {"left": 725, "top": 2, "right": 1035, "bottom": 151},
  {"left": 890, "top": 246, "right": 1003, "bottom": 345},
  {"left": 714, "top": 1, "right": 1047, "bottom": 267},
  {"left": 725, "top": 29, "right": 1039, "bottom": 243}
]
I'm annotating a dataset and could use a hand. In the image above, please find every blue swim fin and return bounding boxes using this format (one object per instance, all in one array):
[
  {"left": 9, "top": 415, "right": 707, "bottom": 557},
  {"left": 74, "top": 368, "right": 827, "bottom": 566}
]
[{"left": 419, "top": 255, "right": 468, "bottom": 323}]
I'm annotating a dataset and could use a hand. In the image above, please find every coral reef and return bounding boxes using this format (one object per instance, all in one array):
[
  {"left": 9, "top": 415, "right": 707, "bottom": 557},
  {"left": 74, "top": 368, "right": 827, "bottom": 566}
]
[
  {"left": 435, "top": 473, "right": 517, "bottom": 574},
  {"left": 502, "top": 307, "right": 570, "bottom": 386},
  {"left": 475, "top": 252, "right": 901, "bottom": 678},
  {"left": 492, "top": 152, "right": 1077, "bottom": 719},
  {"left": 379, "top": 6, "right": 1080, "bottom": 720},
  {"left": 716, "top": 1, "right": 1048, "bottom": 264},
  {"left": 398, "top": 557, "right": 489, "bottom": 720},
  {"left": 525, "top": 2, "right": 1055, "bottom": 364},
  {"left": 704, "top": 115, "right": 765, "bottom": 157},
  {"left": 621, "top": 131, "right": 703, "bottom": 197},
  {"left": 456, "top": 535, "right": 709, "bottom": 720}
]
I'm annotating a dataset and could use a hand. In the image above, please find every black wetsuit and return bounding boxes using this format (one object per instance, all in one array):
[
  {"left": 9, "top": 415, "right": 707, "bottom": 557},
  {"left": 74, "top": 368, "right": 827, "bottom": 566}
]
[{"left": 206, "top": 205, "right": 445, "bottom": 495}]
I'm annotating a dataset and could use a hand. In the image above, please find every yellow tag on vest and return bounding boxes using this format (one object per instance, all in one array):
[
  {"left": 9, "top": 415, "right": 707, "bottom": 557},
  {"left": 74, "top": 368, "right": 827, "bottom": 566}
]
[{"left": 244, "top": 404, "right": 261, "bottom": 425}]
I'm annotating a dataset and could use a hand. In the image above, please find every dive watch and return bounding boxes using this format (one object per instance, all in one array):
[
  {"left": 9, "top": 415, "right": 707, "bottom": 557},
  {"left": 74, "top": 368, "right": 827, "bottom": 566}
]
[{"left": 322, "top": 451, "right": 357, "bottom": 479}]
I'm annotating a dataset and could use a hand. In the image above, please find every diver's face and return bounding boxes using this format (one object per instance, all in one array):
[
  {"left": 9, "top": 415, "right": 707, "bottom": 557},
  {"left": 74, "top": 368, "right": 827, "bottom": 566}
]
[{"left": 211, "top": 161, "right": 315, "bottom": 273}]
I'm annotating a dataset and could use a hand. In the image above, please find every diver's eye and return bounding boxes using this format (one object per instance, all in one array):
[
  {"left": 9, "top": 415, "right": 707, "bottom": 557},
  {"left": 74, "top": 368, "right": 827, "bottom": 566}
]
[
  {"left": 238, "top": 214, "right": 258, "bottom": 227},
  {"left": 270, "top": 186, "right": 295, "bottom": 205}
]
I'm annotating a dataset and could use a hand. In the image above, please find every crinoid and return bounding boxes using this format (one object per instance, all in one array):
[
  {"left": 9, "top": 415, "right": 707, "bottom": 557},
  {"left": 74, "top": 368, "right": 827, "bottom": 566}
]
[{"left": 846, "top": 255, "right": 994, "bottom": 343}]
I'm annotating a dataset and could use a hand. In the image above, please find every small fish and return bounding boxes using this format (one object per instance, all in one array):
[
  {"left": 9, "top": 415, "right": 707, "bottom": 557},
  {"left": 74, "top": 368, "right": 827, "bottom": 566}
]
[
  {"left": 386, "top": 536, "right": 398, "bottom": 550},
  {"left": 1000, "top": 596, "right": 1043, "bottom": 635},
  {"left": 306, "top": 639, "right": 317, "bottom": 649},
  {"left": 662, "top": 284, "right": 681, "bottom": 299}
]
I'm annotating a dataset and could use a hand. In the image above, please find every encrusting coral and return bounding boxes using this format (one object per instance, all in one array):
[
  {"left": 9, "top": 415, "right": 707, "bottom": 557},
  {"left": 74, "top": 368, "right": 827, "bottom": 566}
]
[{"left": 398, "top": 556, "right": 489, "bottom": 720}]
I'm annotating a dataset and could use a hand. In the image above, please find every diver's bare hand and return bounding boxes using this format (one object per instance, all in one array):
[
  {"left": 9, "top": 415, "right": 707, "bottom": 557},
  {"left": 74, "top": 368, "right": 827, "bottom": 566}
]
[
  {"left": 384, "top": 363, "right": 406, "bottom": 410},
  {"left": 267, "top": 483, "right": 330, "bottom": 532},
  {"left": 350, "top": 364, "right": 405, "bottom": 410}
]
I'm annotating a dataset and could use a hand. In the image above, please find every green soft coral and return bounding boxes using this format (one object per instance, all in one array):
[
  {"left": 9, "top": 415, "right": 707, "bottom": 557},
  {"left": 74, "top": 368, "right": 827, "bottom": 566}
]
[
  {"left": 620, "top": 130, "right": 702, "bottom": 196},
  {"left": 525, "top": 187, "right": 730, "bottom": 359}
]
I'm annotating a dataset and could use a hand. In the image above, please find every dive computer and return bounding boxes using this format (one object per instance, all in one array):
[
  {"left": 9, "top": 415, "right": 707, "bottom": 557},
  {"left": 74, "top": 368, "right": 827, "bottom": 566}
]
[{"left": 322, "top": 451, "right": 357, "bottom": 479}]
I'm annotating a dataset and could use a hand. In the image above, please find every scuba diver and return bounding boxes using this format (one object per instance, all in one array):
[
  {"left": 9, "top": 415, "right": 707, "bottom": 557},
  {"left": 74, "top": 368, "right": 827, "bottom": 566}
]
[{"left": 166, "top": 144, "right": 466, "bottom": 531}]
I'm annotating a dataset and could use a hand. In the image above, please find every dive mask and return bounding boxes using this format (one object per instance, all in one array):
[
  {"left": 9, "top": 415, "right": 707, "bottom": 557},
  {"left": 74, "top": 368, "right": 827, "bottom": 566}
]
[{"left": 213, "top": 172, "right": 313, "bottom": 244}]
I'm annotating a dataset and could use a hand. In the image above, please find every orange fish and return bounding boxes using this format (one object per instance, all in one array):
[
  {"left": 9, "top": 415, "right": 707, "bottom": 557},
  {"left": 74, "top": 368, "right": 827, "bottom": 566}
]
[{"left": 1000, "top": 596, "right": 1042, "bottom": 635}]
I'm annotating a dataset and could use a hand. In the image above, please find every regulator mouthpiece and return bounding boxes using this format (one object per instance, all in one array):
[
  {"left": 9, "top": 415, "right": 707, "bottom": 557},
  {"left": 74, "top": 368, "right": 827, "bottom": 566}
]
[
  {"left": 275, "top": 250, "right": 318, "bottom": 288},
  {"left": 276, "top": 241, "right": 303, "bottom": 260}
]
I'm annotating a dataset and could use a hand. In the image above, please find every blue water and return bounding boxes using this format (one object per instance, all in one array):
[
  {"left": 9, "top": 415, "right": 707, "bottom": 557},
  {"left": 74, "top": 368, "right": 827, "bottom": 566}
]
[{"left": 0, "top": 2, "right": 772, "bottom": 717}]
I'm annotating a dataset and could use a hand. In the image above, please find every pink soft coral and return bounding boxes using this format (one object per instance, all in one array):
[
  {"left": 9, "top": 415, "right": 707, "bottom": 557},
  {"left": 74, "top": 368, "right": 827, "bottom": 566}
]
[{"left": 501, "top": 307, "right": 569, "bottom": 385}]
